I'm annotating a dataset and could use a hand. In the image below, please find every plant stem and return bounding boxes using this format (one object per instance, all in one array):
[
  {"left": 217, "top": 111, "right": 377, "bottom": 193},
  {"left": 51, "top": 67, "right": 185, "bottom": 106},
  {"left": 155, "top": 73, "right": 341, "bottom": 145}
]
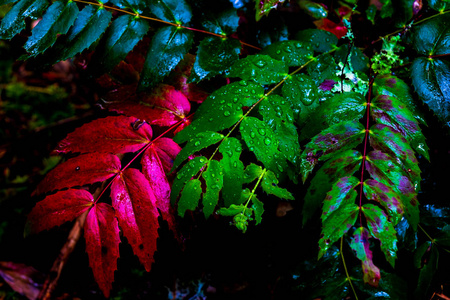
[{"left": 340, "top": 236, "right": 358, "bottom": 300}]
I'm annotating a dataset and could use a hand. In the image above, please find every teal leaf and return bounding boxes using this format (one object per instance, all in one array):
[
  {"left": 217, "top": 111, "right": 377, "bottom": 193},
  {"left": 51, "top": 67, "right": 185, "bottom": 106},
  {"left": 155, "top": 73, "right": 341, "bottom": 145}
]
[
  {"left": 306, "top": 53, "right": 339, "bottom": 86},
  {"left": 300, "top": 120, "right": 365, "bottom": 182},
  {"left": 428, "top": 0, "right": 450, "bottom": 11},
  {"left": 350, "top": 227, "right": 381, "bottom": 287},
  {"left": 240, "top": 116, "right": 286, "bottom": 175},
  {"left": 260, "top": 40, "right": 313, "bottom": 67},
  {"left": 321, "top": 176, "right": 359, "bottom": 224},
  {"left": 411, "top": 57, "right": 450, "bottom": 128},
  {"left": 139, "top": 26, "right": 193, "bottom": 90},
  {"left": 24, "top": 1, "right": 79, "bottom": 56},
  {"left": 303, "top": 150, "right": 361, "bottom": 226},
  {"left": 282, "top": 73, "right": 319, "bottom": 123},
  {"left": 174, "top": 80, "right": 264, "bottom": 143},
  {"left": 0, "top": 0, "right": 19, "bottom": 5},
  {"left": 411, "top": 14, "right": 450, "bottom": 56},
  {"left": 202, "top": 160, "right": 223, "bottom": 219},
  {"left": 109, "top": 0, "right": 145, "bottom": 14},
  {"left": 371, "top": 94, "right": 429, "bottom": 160},
  {"left": 251, "top": 195, "right": 264, "bottom": 225},
  {"left": 177, "top": 179, "right": 202, "bottom": 217},
  {"left": 202, "top": 9, "right": 239, "bottom": 35},
  {"left": 189, "top": 36, "right": 241, "bottom": 82},
  {"left": 228, "top": 54, "right": 288, "bottom": 85},
  {"left": 362, "top": 203, "right": 398, "bottom": 268},
  {"left": 170, "top": 156, "right": 206, "bottom": 204},
  {"left": 414, "top": 242, "right": 439, "bottom": 299},
  {"left": 260, "top": 170, "right": 294, "bottom": 200},
  {"left": 243, "top": 163, "right": 263, "bottom": 184},
  {"left": 172, "top": 131, "right": 224, "bottom": 170},
  {"left": 0, "top": 0, "right": 48, "bottom": 39},
  {"left": 219, "top": 138, "right": 244, "bottom": 207},
  {"left": 295, "top": 29, "right": 337, "bottom": 53},
  {"left": 148, "top": 0, "right": 192, "bottom": 24},
  {"left": 90, "top": 15, "right": 149, "bottom": 75},
  {"left": 363, "top": 179, "right": 404, "bottom": 226}
]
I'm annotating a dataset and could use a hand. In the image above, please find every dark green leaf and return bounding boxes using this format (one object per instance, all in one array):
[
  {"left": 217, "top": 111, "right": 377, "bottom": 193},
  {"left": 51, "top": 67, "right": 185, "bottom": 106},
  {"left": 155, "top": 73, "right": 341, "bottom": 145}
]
[
  {"left": 202, "top": 160, "right": 223, "bottom": 219},
  {"left": 350, "top": 227, "right": 381, "bottom": 287},
  {"left": 362, "top": 204, "right": 398, "bottom": 267},
  {"left": 306, "top": 53, "right": 339, "bottom": 86},
  {"left": 321, "top": 176, "right": 359, "bottom": 224},
  {"left": 261, "top": 40, "right": 314, "bottom": 67},
  {"left": 411, "top": 57, "right": 450, "bottom": 128},
  {"left": 413, "top": 241, "right": 431, "bottom": 269},
  {"left": 380, "top": 0, "right": 393, "bottom": 18},
  {"left": 352, "top": 268, "right": 408, "bottom": 299},
  {"left": 148, "top": 0, "right": 192, "bottom": 24},
  {"left": 177, "top": 178, "right": 202, "bottom": 217},
  {"left": 189, "top": 36, "right": 241, "bottom": 82},
  {"left": 219, "top": 138, "right": 244, "bottom": 207},
  {"left": 171, "top": 156, "right": 206, "bottom": 204},
  {"left": 412, "top": 14, "right": 450, "bottom": 56},
  {"left": 172, "top": 131, "right": 224, "bottom": 170},
  {"left": 428, "top": 0, "right": 450, "bottom": 11},
  {"left": 217, "top": 204, "right": 251, "bottom": 217},
  {"left": 0, "top": 0, "right": 48, "bottom": 39},
  {"left": 228, "top": 54, "right": 288, "bottom": 84},
  {"left": 202, "top": 9, "right": 239, "bottom": 35},
  {"left": 391, "top": 0, "right": 414, "bottom": 28},
  {"left": 295, "top": 29, "right": 337, "bottom": 53},
  {"left": 282, "top": 73, "right": 319, "bottom": 122},
  {"left": 174, "top": 80, "right": 264, "bottom": 143},
  {"left": 260, "top": 170, "right": 294, "bottom": 200},
  {"left": 255, "top": 0, "right": 285, "bottom": 21},
  {"left": 421, "top": 204, "right": 450, "bottom": 229},
  {"left": 139, "top": 26, "right": 193, "bottom": 90},
  {"left": 109, "top": 0, "right": 145, "bottom": 14},
  {"left": 335, "top": 45, "right": 370, "bottom": 73},
  {"left": 300, "top": 120, "right": 365, "bottom": 182},
  {"left": 435, "top": 225, "right": 450, "bottom": 247},
  {"left": 243, "top": 163, "right": 263, "bottom": 184},
  {"left": 414, "top": 242, "right": 438, "bottom": 300},
  {"left": 395, "top": 217, "right": 418, "bottom": 252},
  {"left": 251, "top": 195, "right": 264, "bottom": 225},
  {"left": 24, "top": 1, "right": 79, "bottom": 56},
  {"left": 303, "top": 150, "right": 361, "bottom": 226}
]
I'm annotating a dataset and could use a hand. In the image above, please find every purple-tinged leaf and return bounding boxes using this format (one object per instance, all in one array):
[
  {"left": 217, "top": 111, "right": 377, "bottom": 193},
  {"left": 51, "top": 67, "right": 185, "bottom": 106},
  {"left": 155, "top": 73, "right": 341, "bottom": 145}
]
[
  {"left": 84, "top": 203, "right": 120, "bottom": 298},
  {"left": 362, "top": 204, "right": 398, "bottom": 268},
  {"left": 300, "top": 120, "right": 365, "bottom": 182},
  {"left": 350, "top": 227, "right": 381, "bottom": 287},
  {"left": 363, "top": 179, "right": 404, "bottom": 225},
  {"left": 55, "top": 116, "right": 153, "bottom": 154},
  {"left": 34, "top": 153, "right": 121, "bottom": 195},
  {"left": 110, "top": 168, "right": 159, "bottom": 272}
]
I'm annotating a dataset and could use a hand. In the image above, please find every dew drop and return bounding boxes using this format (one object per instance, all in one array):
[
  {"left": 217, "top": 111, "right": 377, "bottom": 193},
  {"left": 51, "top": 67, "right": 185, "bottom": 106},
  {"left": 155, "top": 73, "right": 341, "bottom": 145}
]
[
  {"left": 224, "top": 111, "right": 231, "bottom": 117},
  {"left": 258, "top": 128, "right": 266, "bottom": 136},
  {"left": 209, "top": 118, "right": 214, "bottom": 122},
  {"left": 233, "top": 97, "right": 238, "bottom": 103},
  {"left": 276, "top": 49, "right": 281, "bottom": 55},
  {"left": 194, "top": 141, "right": 201, "bottom": 147},
  {"left": 264, "top": 138, "right": 271, "bottom": 145},
  {"left": 239, "top": 81, "right": 248, "bottom": 86},
  {"left": 284, "top": 45, "right": 293, "bottom": 53},
  {"left": 255, "top": 60, "right": 266, "bottom": 68},
  {"left": 250, "top": 132, "right": 256, "bottom": 138},
  {"left": 75, "top": 166, "right": 80, "bottom": 171},
  {"left": 233, "top": 161, "right": 237, "bottom": 168}
]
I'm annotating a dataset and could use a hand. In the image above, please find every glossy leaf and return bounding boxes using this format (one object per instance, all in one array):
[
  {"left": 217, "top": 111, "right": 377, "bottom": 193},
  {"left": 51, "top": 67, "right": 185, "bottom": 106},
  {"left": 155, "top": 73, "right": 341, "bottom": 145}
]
[
  {"left": 84, "top": 203, "right": 120, "bottom": 298},
  {"left": 428, "top": 0, "right": 450, "bottom": 11},
  {"left": 177, "top": 179, "right": 202, "bottom": 217},
  {"left": 55, "top": 116, "right": 153, "bottom": 154},
  {"left": 350, "top": 227, "right": 381, "bottom": 287},
  {"left": 148, "top": 0, "right": 192, "bottom": 24},
  {"left": 229, "top": 54, "right": 288, "bottom": 84},
  {"left": 255, "top": 0, "right": 285, "bottom": 21},
  {"left": 362, "top": 204, "right": 398, "bottom": 268},
  {"left": 24, "top": 1, "right": 79, "bottom": 56},
  {"left": 170, "top": 156, "right": 207, "bottom": 204},
  {"left": 219, "top": 138, "right": 244, "bottom": 207},
  {"left": 282, "top": 73, "right": 319, "bottom": 122},
  {"left": 295, "top": 29, "right": 337, "bottom": 53},
  {"left": 412, "top": 14, "right": 450, "bottom": 56},
  {"left": 202, "top": 160, "right": 223, "bottom": 219},
  {"left": 26, "top": 189, "right": 93, "bottom": 234},
  {"left": 243, "top": 163, "right": 263, "bottom": 184},
  {"left": 260, "top": 170, "right": 293, "bottom": 200},
  {"left": 202, "top": 9, "right": 239, "bottom": 35},
  {"left": 321, "top": 176, "right": 359, "bottom": 224},
  {"left": 0, "top": 0, "right": 48, "bottom": 39},
  {"left": 109, "top": 0, "right": 145, "bottom": 13},
  {"left": 110, "top": 168, "right": 159, "bottom": 271},
  {"left": 34, "top": 153, "right": 121, "bottom": 195},
  {"left": 139, "top": 27, "right": 193, "bottom": 90},
  {"left": 300, "top": 120, "right": 365, "bottom": 182},
  {"left": 306, "top": 53, "right": 339, "bottom": 86},
  {"left": 260, "top": 40, "right": 313, "bottom": 67},
  {"left": 251, "top": 195, "right": 264, "bottom": 225}
]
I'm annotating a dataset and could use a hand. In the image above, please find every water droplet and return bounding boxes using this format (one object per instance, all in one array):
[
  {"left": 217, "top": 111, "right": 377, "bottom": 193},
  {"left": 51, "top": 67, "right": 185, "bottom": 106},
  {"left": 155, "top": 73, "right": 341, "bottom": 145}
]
[
  {"left": 220, "top": 99, "right": 225, "bottom": 104},
  {"left": 233, "top": 97, "right": 238, "bottom": 103},
  {"left": 194, "top": 141, "right": 201, "bottom": 147},
  {"left": 199, "top": 158, "right": 206, "bottom": 163},
  {"left": 177, "top": 174, "right": 182, "bottom": 179},
  {"left": 255, "top": 60, "right": 266, "bottom": 68},
  {"left": 275, "top": 49, "right": 281, "bottom": 55},
  {"left": 277, "top": 164, "right": 284, "bottom": 172},
  {"left": 258, "top": 128, "right": 266, "bottom": 136},
  {"left": 325, "top": 38, "right": 330, "bottom": 42},
  {"left": 233, "top": 161, "right": 237, "bottom": 168},
  {"left": 236, "top": 146, "right": 242, "bottom": 152},
  {"left": 75, "top": 166, "right": 80, "bottom": 171},
  {"left": 284, "top": 45, "right": 293, "bottom": 53},
  {"left": 209, "top": 118, "right": 214, "bottom": 122},
  {"left": 295, "top": 42, "right": 302, "bottom": 48},
  {"left": 224, "top": 111, "right": 231, "bottom": 117},
  {"left": 239, "top": 81, "right": 248, "bottom": 86},
  {"left": 264, "top": 138, "right": 271, "bottom": 145},
  {"left": 250, "top": 132, "right": 256, "bottom": 138}
]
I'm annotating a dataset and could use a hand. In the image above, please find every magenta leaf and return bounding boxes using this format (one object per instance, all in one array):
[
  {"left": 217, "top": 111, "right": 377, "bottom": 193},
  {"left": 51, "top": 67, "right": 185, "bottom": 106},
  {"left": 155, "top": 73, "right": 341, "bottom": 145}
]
[
  {"left": 110, "top": 168, "right": 159, "bottom": 271},
  {"left": 84, "top": 203, "right": 120, "bottom": 298},
  {"left": 321, "top": 176, "right": 360, "bottom": 223},
  {"left": 34, "top": 153, "right": 121, "bottom": 195},
  {"left": 55, "top": 116, "right": 153, "bottom": 154},
  {"left": 350, "top": 227, "right": 381, "bottom": 287}
]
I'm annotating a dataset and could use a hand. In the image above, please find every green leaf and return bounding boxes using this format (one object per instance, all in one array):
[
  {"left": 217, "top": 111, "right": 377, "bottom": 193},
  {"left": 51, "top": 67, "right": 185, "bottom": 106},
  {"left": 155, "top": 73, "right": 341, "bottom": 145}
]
[
  {"left": 172, "top": 131, "right": 224, "bottom": 170},
  {"left": 318, "top": 198, "right": 358, "bottom": 259},
  {"left": 335, "top": 45, "right": 370, "bottom": 73},
  {"left": 350, "top": 227, "right": 381, "bottom": 287},
  {"left": 413, "top": 241, "right": 431, "bottom": 269},
  {"left": 260, "top": 40, "right": 313, "bottom": 67},
  {"left": 148, "top": 0, "right": 192, "bottom": 24},
  {"left": 414, "top": 242, "right": 439, "bottom": 299},
  {"left": 174, "top": 80, "right": 264, "bottom": 143},
  {"left": 23, "top": 1, "right": 79, "bottom": 56},
  {"left": 139, "top": 26, "right": 193, "bottom": 90},
  {"left": 412, "top": 14, "right": 450, "bottom": 56},
  {"left": 300, "top": 92, "right": 366, "bottom": 141},
  {"left": 321, "top": 176, "right": 359, "bottom": 224},
  {"left": 363, "top": 179, "right": 404, "bottom": 226},
  {"left": 202, "top": 9, "right": 239, "bottom": 35},
  {"left": 371, "top": 94, "right": 429, "bottom": 160},
  {"left": 282, "top": 73, "right": 319, "bottom": 122},
  {"left": 240, "top": 116, "right": 286, "bottom": 175},
  {"left": 379, "top": 0, "right": 393, "bottom": 18},
  {"left": 189, "top": 36, "right": 241, "bottom": 82},
  {"left": 306, "top": 53, "right": 339, "bottom": 86},
  {"left": 202, "top": 160, "right": 223, "bottom": 219},
  {"left": 300, "top": 120, "right": 365, "bottom": 182},
  {"left": 177, "top": 179, "right": 202, "bottom": 217},
  {"left": 89, "top": 15, "right": 149, "bottom": 75},
  {"left": 243, "top": 163, "right": 263, "bottom": 184},
  {"left": 295, "top": 29, "right": 337, "bottom": 53},
  {"left": 428, "top": 0, "right": 450, "bottom": 11},
  {"left": 219, "top": 138, "right": 244, "bottom": 207},
  {"left": 228, "top": 54, "right": 288, "bottom": 85},
  {"left": 435, "top": 225, "right": 450, "bottom": 247},
  {"left": 366, "top": 150, "right": 419, "bottom": 230},
  {"left": 362, "top": 203, "right": 398, "bottom": 268},
  {"left": 411, "top": 57, "right": 450, "bottom": 128},
  {"left": 0, "top": 0, "right": 19, "bottom": 6},
  {"left": 171, "top": 156, "right": 206, "bottom": 204},
  {"left": 0, "top": 0, "right": 48, "bottom": 39},
  {"left": 251, "top": 195, "right": 264, "bottom": 225},
  {"left": 303, "top": 150, "right": 361, "bottom": 226},
  {"left": 261, "top": 170, "right": 294, "bottom": 200},
  {"left": 298, "top": 0, "right": 328, "bottom": 19},
  {"left": 255, "top": 0, "right": 285, "bottom": 21},
  {"left": 217, "top": 204, "right": 252, "bottom": 217}
]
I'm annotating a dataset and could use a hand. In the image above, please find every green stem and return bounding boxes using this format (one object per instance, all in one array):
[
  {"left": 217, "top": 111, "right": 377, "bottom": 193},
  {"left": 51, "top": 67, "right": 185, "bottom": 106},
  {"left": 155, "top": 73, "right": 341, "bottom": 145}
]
[
  {"left": 418, "top": 223, "right": 435, "bottom": 244},
  {"left": 243, "top": 168, "right": 266, "bottom": 209},
  {"left": 340, "top": 236, "right": 359, "bottom": 300}
]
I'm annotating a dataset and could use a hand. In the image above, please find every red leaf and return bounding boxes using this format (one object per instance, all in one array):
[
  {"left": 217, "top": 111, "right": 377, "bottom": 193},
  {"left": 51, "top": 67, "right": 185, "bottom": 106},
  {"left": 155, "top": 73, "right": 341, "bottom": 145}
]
[
  {"left": 313, "top": 18, "right": 348, "bottom": 39},
  {"left": 84, "top": 203, "right": 120, "bottom": 298},
  {"left": 55, "top": 116, "right": 153, "bottom": 154},
  {"left": 26, "top": 189, "right": 93, "bottom": 234},
  {"left": 106, "top": 84, "right": 190, "bottom": 126},
  {"left": 34, "top": 153, "right": 121, "bottom": 195},
  {"left": 110, "top": 168, "right": 159, "bottom": 271}
]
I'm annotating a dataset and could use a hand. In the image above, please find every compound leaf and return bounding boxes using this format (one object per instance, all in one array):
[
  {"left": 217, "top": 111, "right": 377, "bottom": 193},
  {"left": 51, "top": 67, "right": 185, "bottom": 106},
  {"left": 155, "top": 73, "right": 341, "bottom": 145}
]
[
  {"left": 148, "top": 0, "right": 192, "bottom": 24},
  {"left": 295, "top": 29, "right": 337, "bottom": 53},
  {"left": 261, "top": 40, "right": 313, "bottom": 67},
  {"left": 282, "top": 73, "right": 319, "bottom": 122},
  {"left": 243, "top": 163, "right": 263, "bottom": 184},
  {"left": 202, "top": 160, "right": 223, "bottom": 219},
  {"left": 350, "top": 227, "right": 381, "bottom": 287},
  {"left": 412, "top": 14, "right": 450, "bottom": 56},
  {"left": 202, "top": 9, "right": 239, "bottom": 35},
  {"left": 177, "top": 178, "right": 202, "bottom": 217},
  {"left": 228, "top": 54, "right": 288, "bottom": 84},
  {"left": 219, "top": 138, "right": 244, "bottom": 207},
  {"left": 321, "top": 176, "right": 359, "bottom": 224},
  {"left": 171, "top": 156, "right": 207, "bottom": 204}
]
